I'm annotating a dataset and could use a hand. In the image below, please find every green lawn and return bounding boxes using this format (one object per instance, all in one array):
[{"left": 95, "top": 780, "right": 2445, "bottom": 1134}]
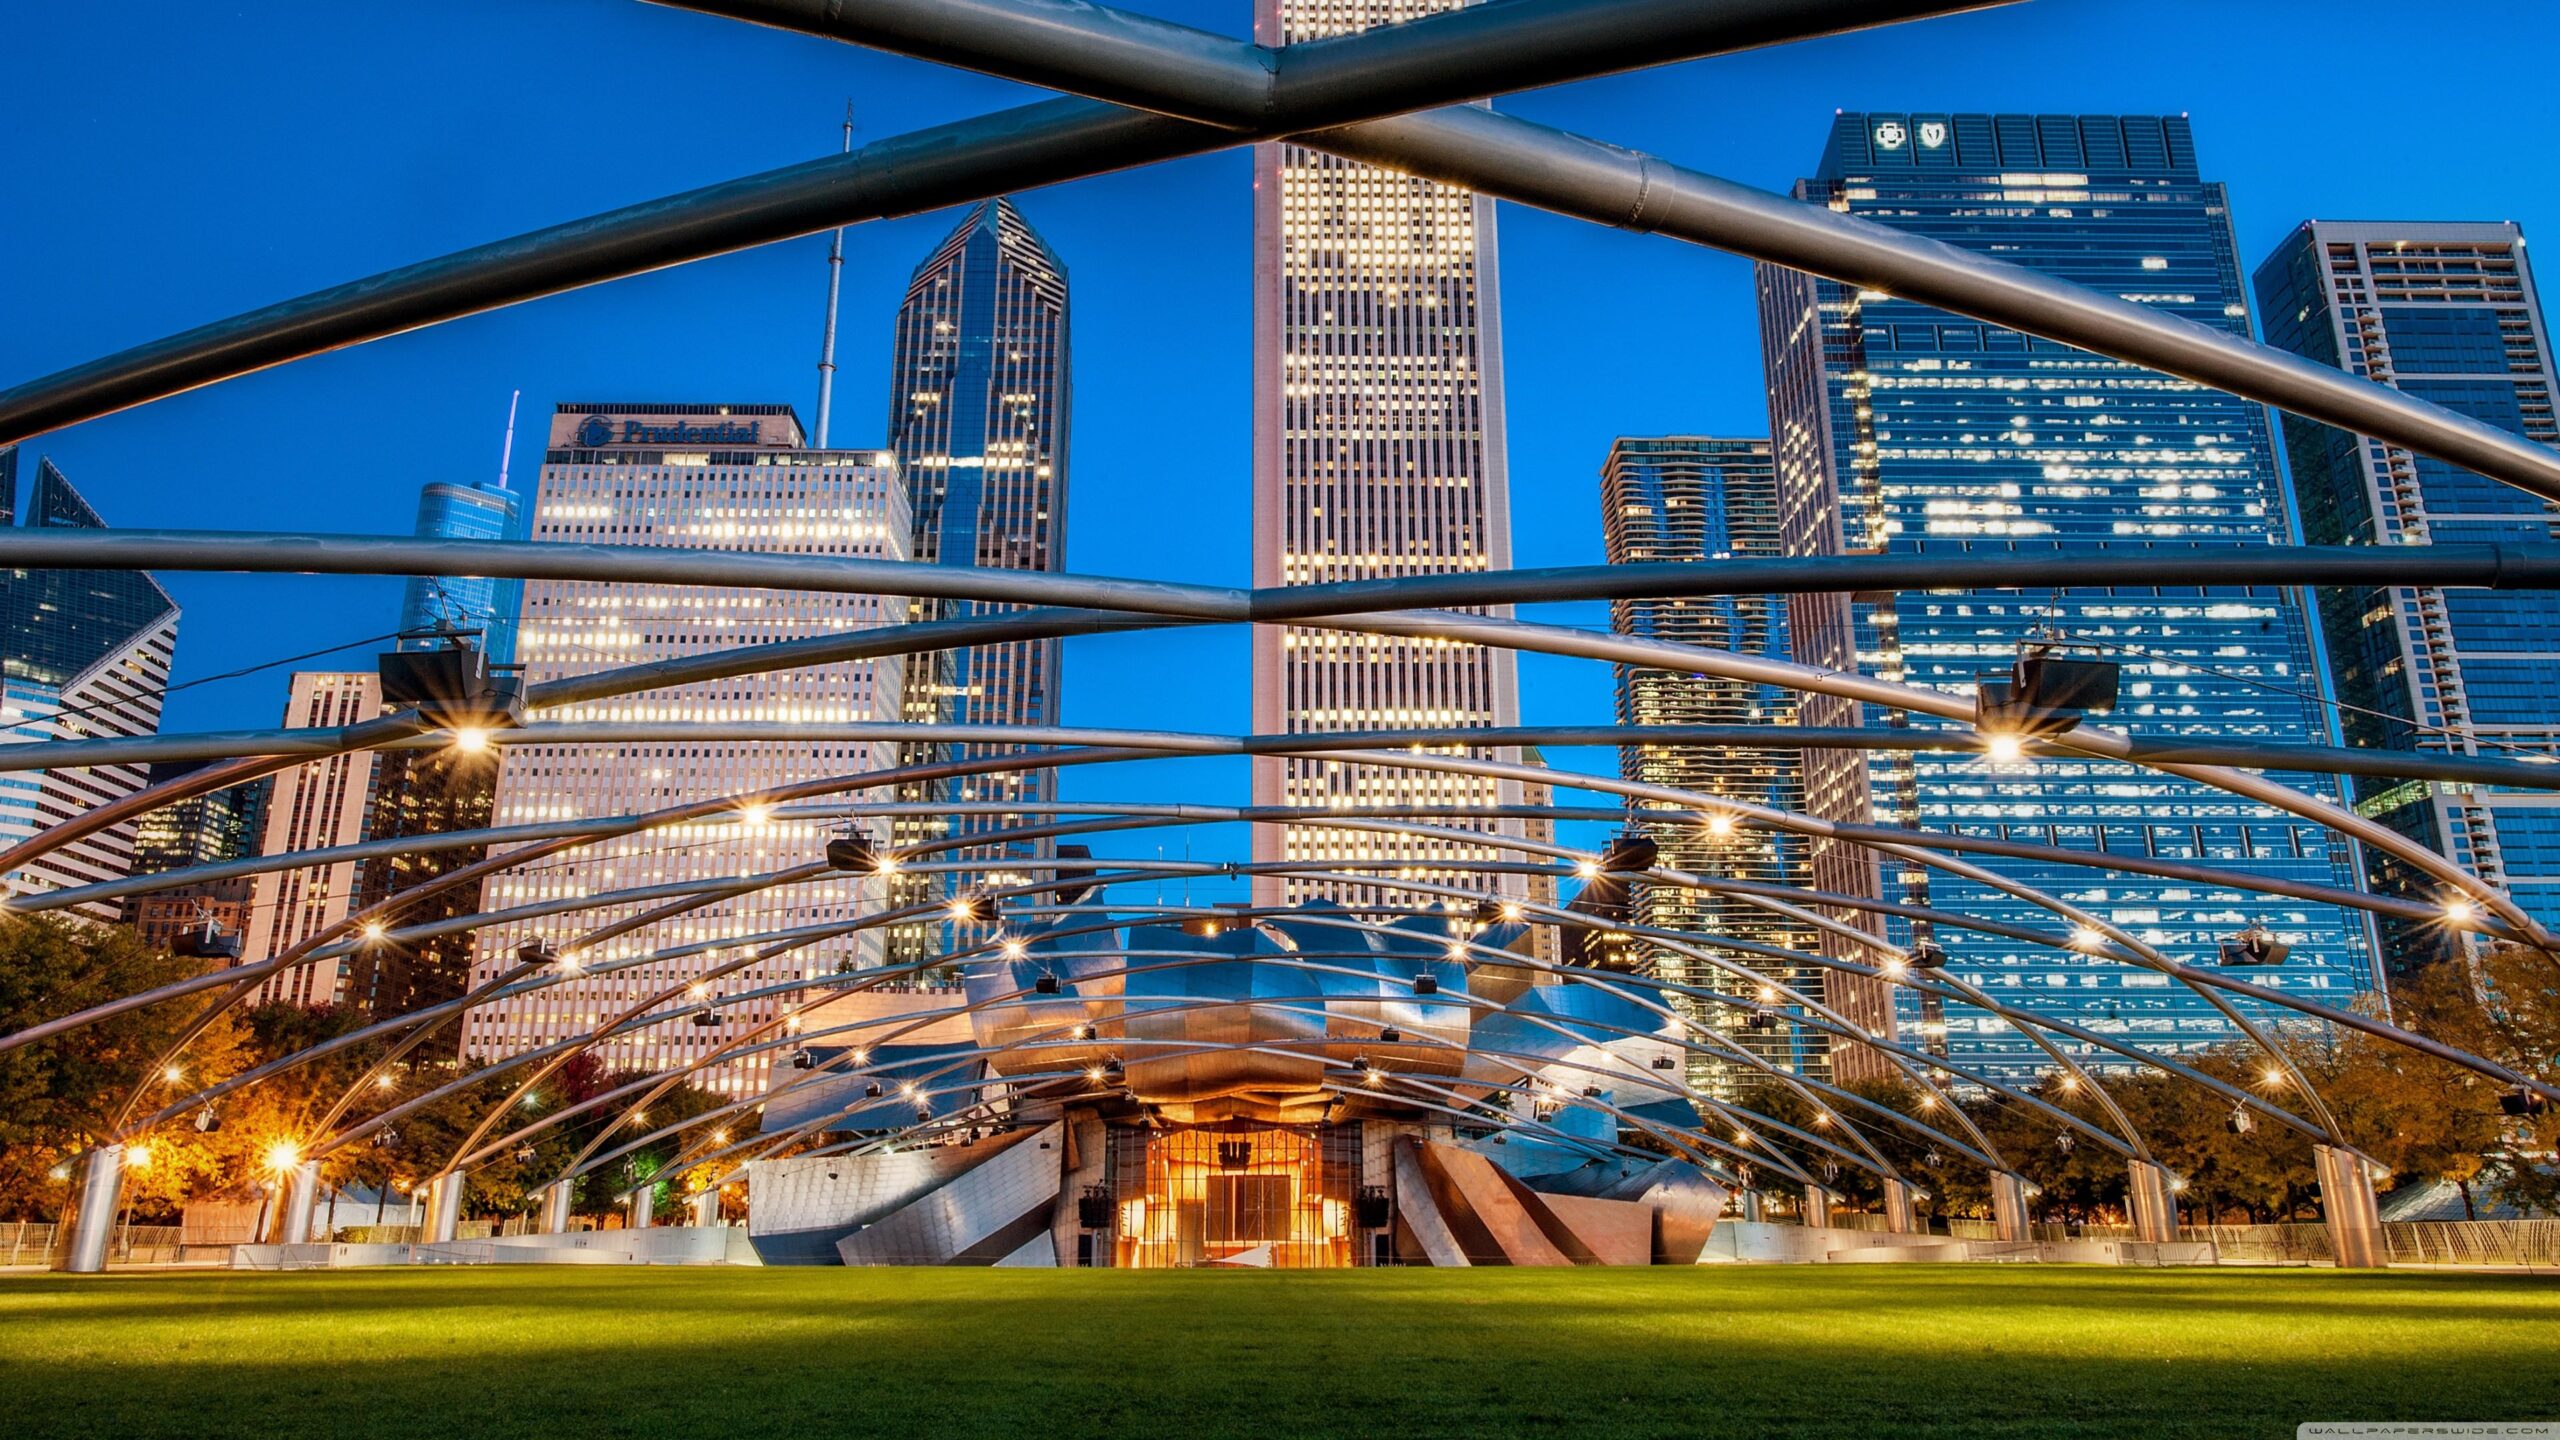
[{"left": 3, "top": 1266, "right": 2556, "bottom": 1439}]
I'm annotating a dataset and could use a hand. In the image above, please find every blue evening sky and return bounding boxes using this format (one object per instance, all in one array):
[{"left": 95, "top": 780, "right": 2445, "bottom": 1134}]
[{"left": 7, "top": 0, "right": 2557, "bottom": 882}]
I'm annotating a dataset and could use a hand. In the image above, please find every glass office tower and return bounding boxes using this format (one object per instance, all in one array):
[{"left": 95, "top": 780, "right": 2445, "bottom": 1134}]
[
  {"left": 126, "top": 759, "right": 267, "bottom": 875},
  {"left": 2257, "top": 220, "right": 2560, "bottom": 975},
  {"left": 1602, "top": 437, "right": 1826, "bottom": 1096},
  {"left": 1756, "top": 113, "right": 2377, "bottom": 1084},
  {"left": 881, "top": 197, "right": 1071, "bottom": 969},
  {"left": 396, "top": 480, "right": 521, "bottom": 665}
]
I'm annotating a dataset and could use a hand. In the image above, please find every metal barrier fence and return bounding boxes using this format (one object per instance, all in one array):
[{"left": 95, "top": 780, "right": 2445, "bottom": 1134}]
[
  {"left": 2, "top": 1222, "right": 186, "bottom": 1266},
  {"left": 2382, "top": 1219, "right": 2560, "bottom": 1267},
  {"left": 13, "top": 1212, "right": 2558, "bottom": 1268},
  {"left": 2, "top": 1222, "right": 54, "bottom": 1267},
  {"left": 2065, "top": 1219, "right": 2560, "bottom": 1267}
]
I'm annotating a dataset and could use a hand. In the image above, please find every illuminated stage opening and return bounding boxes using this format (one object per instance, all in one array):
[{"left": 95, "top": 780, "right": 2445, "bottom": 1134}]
[{"left": 1110, "top": 1127, "right": 1357, "bottom": 1268}]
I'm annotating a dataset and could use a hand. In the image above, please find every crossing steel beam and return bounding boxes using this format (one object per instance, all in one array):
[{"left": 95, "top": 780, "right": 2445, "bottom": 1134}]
[{"left": 0, "top": 0, "right": 1980, "bottom": 443}]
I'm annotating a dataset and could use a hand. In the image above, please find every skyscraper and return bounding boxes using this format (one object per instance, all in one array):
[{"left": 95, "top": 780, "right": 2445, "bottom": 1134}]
[
  {"left": 2256, "top": 220, "right": 2560, "bottom": 975},
  {"left": 123, "top": 757, "right": 268, "bottom": 963},
  {"left": 239, "top": 671, "right": 382, "bottom": 1006},
  {"left": 1601, "top": 437, "right": 1824, "bottom": 1094},
  {"left": 883, "top": 197, "right": 1071, "bottom": 964},
  {"left": 125, "top": 759, "right": 268, "bottom": 877},
  {"left": 1756, "top": 113, "right": 2376, "bottom": 1084},
  {"left": 348, "top": 739, "right": 500, "bottom": 1044},
  {"left": 354, "top": 463, "right": 523, "bottom": 1031},
  {"left": 461, "top": 404, "right": 909, "bottom": 1094},
  {"left": 1250, "top": 0, "right": 1528, "bottom": 911},
  {"left": 397, "top": 479, "right": 522, "bottom": 665},
  {"left": 0, "top": 452, "right": 182, "bottom": 919}
]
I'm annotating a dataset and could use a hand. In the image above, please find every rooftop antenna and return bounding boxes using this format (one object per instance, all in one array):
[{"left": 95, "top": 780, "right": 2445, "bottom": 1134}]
[
  {"left": 494, "top": 388, "right": 520, "bottom": 490},
  {"left": 814, "top": 102, "right": 854, "bottom": 448}
]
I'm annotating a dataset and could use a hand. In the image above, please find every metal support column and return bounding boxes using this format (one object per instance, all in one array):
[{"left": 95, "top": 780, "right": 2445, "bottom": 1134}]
[
  {"left": 539, "top": 1181, "right": 573, "bottom": 1235},
  {"left": 688, "top": 1189, "right": 720, "bottom": 1228},
  {"left": 1883, "top": 1178, "right": 1917, "bottom": 1234},
  {"left": 422, "top": 1171, "right": 465, "bottom": 1244},
  {"left": 1990, "top": 1171, "right": 2031, "bottom": 1244},
  {"left": 628, "top": 1184, "right": 655, "bottom": 1231},
  {"left": 1739, "top": 1189, "right": 1765, "bottom": 1224},
  {"left": 51, "top": 1144, "right": 124, "bottom": 1274},
  {"left": 2126, "top": 1160, "right": 2179, "bottom": 1244},
  {"left": 276, "top": 1160, "right": 321, "bottom": 1245},
  {"left": 2315, "top": 1145, "right": 2387, "bottom": 1269}
]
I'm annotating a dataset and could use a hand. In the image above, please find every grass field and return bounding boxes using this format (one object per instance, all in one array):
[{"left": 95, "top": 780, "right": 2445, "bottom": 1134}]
[{"left": 3, "top": 1266, "right": 2557, "bottom": 1440}]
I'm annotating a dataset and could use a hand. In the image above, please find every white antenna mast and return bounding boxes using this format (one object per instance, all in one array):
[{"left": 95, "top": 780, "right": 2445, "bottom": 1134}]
[
  {"left": 495, "top": 388, "right": 520, "bottom": 489},
  {"left": 814, "top": 102, "right": 854, "bottom": 448}
]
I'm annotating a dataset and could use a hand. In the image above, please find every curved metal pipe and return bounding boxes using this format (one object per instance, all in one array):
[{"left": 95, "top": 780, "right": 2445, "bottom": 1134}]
[
  {"left": 19, "top": 715, "right": 2560, "bottom": 798},
  {"left": 6, "top": 717, "right": 2503, "bottom": 940},
  {"left": 701, "top": 0, "right": 2560, "bottom": 508},
  {"left": 0, "top": 0, "right": 1969, "bottom": 443}
]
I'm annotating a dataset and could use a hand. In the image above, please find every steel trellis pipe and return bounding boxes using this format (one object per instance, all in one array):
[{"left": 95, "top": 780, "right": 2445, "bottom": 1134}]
[
  {"left": 120, "top": 856, "right": 2323, "bottom": 1186},
  {"left": 1331, "top": 608, "right": 2559, "bottom": 951},
  {"left": 0, "top": 0, "right": 1984, "bottom": 444},
  {"left": 509, "top": 937, "right": 1953, "bottom": 1193},
  {"left": 525, "top": 981, "right": 1869, "bottom": 1192},
  {"left": 298, "top": 852, "right": 2011, "bottom": 1179},
  {"left": 8, "top": 531, "right": 2560, "bottom": 612},
  {"left": 698, "top": 0, "right": 2560, "bottom": 509},
  {"left": 19, "top": 717, "right": 2560, "bottom": 800},
  {"left": 10, "top": 732, "right": 2509, "bottom": 1139},
  {"left": 15, "top": 727, "right": 2519, "bottom": 1132},
  {"left": 377, "top": 861, "right": 2202, "bottom": 1179}
]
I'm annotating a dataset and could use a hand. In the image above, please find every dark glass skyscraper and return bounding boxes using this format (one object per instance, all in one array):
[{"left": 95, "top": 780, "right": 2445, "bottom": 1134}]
[
  {"left": 1601, "top": 437, "right": 1826, "bottom": 1095},
  {"left": 354, "top": 740, "right": 500, "bottom": 1038},
  {"left": 366, "top": 478, "right": 519, "bottom": 1028},
  {"left": 883, "top": 197, "right": 1070, "bottom": 963},
  {"left": 2256, "top": 220, "right": 2560, "bottom": 975},
  {"left": 0, "top": 452, "right": 181, "bottom": 916},
  {"left": 1756, "top": 114, "right": 2376, "bottom": 1084},
  {"left": 126, "top": 759, "right": 268, "bottom": 876}
]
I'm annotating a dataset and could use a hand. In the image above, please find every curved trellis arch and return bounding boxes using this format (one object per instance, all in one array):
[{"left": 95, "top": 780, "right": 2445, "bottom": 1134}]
[
  {"left": 55, "top": 737, "right": 2383, "bottom": 1151},
  {"left": 6, "top": 0, "right": 2556, "bottom": 1267}
]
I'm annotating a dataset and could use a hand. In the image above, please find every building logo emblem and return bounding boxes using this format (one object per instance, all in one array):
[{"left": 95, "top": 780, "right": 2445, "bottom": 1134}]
[
  {"left": 1918, "top": 121, "right": 1948, "bottom": 149},
  {"left": 1874, "top": 120, "right": 1907, "bottom": 150},
  {"left": 574, "top": 414, "right": 615, "bottom": 448}
]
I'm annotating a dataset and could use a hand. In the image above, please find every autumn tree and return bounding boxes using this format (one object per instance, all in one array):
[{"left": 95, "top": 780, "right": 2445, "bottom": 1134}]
[{"left": 0, "top": 915, "right": 250, "bottom": 1219}]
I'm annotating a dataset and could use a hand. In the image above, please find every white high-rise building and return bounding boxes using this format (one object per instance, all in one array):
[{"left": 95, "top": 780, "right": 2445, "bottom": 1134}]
[
  {"left": 461, "top": 404, "right": 909, "bottom": 1095},
  {"left": 1249, "top": 0, "right": 1527, "bottom": 910},
  {"left": 239, "top": 671, "right": 382, "bottom": 1006}
]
